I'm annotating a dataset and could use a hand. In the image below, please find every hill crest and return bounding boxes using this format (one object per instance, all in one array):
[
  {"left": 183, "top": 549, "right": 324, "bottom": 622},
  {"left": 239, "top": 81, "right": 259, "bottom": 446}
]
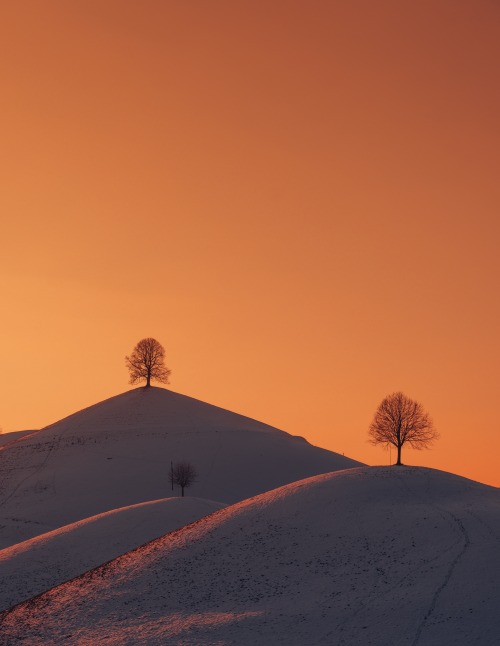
[{"left": 0, "top": 387, "right": 362, "bottom": 548}]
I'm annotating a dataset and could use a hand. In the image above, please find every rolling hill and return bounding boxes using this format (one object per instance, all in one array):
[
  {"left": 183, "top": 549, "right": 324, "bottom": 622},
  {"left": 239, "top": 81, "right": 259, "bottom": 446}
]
[
  {"left": 0, "top": 387, "right": 361, "bottom": 548},
  {"left": 0, "top": 497, "right": 225, "bottom": 612},
  {"left": 0, "top": 430, "right": 36, "bottom": 447},
  {"left": 1, "top": 466, "right": 498, "bottom": 645}
]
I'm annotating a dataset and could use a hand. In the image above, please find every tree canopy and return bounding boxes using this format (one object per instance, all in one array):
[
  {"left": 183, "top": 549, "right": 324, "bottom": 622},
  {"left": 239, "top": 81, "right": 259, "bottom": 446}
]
[
  {"left": 368, "top": 391, "right": 438, "bottom": 465},
  {"left": 125, "top": 338, "right": 171, "bottom": 387},
  {"left": 170, "top": 461, "right": 197, "bottom": 497}
]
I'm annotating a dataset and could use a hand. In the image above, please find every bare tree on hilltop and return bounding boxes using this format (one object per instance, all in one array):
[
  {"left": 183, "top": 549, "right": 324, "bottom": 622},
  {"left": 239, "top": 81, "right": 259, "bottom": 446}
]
[
  {"left": 125, "top": 338, "right": 171, "bottom": 388},
  {"left": 170, "top": 461, "right": 197, "bottom": 497},
  {"left": 368, "top": 391, "right": 438, "bottom": 466}
]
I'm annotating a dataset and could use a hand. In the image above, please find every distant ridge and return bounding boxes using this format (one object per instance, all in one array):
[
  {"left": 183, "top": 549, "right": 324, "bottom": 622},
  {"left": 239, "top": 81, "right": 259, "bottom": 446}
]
[
  {"left": 0, "top": 429, "right": 38, "bottom": 448},
  {"left": 0, "top": 387, "right": 362, "bottom": 548}
]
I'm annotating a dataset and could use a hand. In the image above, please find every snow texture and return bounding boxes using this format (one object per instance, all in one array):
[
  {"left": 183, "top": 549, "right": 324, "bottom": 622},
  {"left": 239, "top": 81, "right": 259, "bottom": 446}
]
[
  {"left": 0, "top": 497, "right": 225, "bottom": 611},
  {"left": 0, "top": 387, "right": 361, "bottom": 549},
  {"left": 0, "top": 430, "right": 36, "bottom": 448},
  {"left": 1, "top": 466, "right": 498, "bottom": 645}
]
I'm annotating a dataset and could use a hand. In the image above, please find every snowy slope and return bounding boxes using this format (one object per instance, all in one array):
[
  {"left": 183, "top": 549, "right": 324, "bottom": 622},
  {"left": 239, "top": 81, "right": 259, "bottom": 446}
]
[
  {"left": 0, "top": 497, "right": 225, "bottom": 612},
  {"left": 1, "top": 466, "right": 498, "bottom": 645},
  {"left": 0, "top": 430, "right": 36, "bottom": 447},
  {"left": 0, "top": 387, "right": 361, "bottom": 548}
]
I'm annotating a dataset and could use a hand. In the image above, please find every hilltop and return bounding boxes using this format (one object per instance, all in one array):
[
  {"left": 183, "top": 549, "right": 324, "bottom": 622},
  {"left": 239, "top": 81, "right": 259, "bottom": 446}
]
[{"left": 0, "top": 387, "right": 361, "bottom": 548}]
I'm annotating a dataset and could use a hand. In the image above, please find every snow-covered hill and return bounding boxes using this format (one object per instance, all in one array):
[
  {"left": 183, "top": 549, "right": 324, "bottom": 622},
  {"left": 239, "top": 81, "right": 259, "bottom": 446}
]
[
  {"left": 0, "top": 497, "right": 225, "bottom": 612},
  {"left": 0, "top": 430, "right": 36, "bottom": 447},
  {"left": 1, "top": 466, "right": 498, "bottom": 645},
  {"left": 0, "top": 387, "right": 361, "bottom": 548}
]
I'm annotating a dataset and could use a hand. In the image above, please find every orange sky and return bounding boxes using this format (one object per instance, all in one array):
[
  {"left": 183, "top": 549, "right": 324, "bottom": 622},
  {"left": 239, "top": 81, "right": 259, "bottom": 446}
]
[{"left": 1, "top": 1, "right": 499, "bottom": 487}]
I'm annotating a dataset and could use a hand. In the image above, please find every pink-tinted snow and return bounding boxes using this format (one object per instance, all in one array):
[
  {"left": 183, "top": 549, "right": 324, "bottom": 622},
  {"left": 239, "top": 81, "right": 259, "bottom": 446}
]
[
  {"left": 0, "top": 497, "right": 225, "bottom": 611},
  {"left": 1, "top": 466, "right": 498, "bottom": 645}
]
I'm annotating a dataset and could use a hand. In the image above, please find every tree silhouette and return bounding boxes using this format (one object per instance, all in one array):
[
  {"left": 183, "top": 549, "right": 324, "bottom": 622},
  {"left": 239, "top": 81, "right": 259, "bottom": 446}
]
[
  {"left": 170, "top": 461, "right": 197, "bottom": 497},
  {"left": 368, "top": 392, "right": 438, "bottom": 465},
  {"left": 125, "top": 338, "right": 171, "bottom": 388}
]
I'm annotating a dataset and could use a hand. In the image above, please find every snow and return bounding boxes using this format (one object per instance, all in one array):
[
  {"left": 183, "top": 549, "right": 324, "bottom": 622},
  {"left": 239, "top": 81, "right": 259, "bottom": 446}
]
[
  {"left": 0, "top": 497, "right": 225, "bottom": 612},
  {"left": 0, "top": 430, "right": 37, "bottom": 447},
  {"left": 0, "top": 387, "right": 361, "bottom": 549},
  {"left": 1, "top": 466, "right": 498, "bottom": 645}
]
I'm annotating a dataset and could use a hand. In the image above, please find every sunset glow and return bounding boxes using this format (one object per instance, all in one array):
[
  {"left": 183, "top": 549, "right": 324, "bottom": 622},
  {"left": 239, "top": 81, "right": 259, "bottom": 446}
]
[{"left": 1, "top": 1, "right": 499, "bottom": 486}]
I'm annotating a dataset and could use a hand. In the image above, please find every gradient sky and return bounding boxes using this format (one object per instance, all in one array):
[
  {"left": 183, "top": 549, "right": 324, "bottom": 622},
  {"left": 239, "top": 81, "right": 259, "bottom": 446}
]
[{"left": 1, "top": 1, "right": 499, "bottom": 486}]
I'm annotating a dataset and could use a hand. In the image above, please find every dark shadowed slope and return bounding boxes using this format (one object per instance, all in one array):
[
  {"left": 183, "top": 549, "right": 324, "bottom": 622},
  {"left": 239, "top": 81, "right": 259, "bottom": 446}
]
[
  {"left": 0, "top": 431, "right": 36, "bottom": 448},
  {"left": 1, "top": 466, "right": 498, "bottom": 645},
  {"left": 0, "top": 387, "right": 361, "bottom": 548}
]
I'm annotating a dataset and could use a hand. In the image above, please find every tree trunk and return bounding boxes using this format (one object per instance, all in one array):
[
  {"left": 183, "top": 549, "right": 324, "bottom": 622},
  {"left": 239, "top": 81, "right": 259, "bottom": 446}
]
[
  {"left": 146, "top": 372, "right": 151, "bottom": 387},
  {"left": 181, "top": 486, "right": 185, "bottom": 497},
  {"left": 396, "top": 443, "right": 402, "bottom": 465}
]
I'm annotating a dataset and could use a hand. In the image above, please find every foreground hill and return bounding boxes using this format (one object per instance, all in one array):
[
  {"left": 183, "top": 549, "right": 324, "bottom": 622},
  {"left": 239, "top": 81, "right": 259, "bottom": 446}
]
[
  {"left": 1, "top": 466, "right": 498, "bottom": 645},
  {"left": 0, "top": 497, "right": 224, "bottom": 612},
  {"left": 0, "top": 387, "right": 361, "bottom": 548}
]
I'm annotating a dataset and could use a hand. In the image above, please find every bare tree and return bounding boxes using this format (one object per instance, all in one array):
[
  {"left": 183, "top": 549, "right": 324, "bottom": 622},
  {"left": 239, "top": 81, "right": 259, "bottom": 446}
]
[
  {"left": 125, "top": 338, "right": 171, "bottom": 388},
  {"left": 171, "top": 461, "right": 197, "bottom": 497},
  {"left": 368, "top": 392, "right": 438, "bottom": 466}
]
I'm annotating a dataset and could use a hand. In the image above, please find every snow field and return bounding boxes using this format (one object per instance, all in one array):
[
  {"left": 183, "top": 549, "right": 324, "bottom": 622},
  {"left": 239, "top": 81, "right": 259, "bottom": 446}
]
[{"left": 1, "top": 466, "right": 498, "bottom": 645}]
